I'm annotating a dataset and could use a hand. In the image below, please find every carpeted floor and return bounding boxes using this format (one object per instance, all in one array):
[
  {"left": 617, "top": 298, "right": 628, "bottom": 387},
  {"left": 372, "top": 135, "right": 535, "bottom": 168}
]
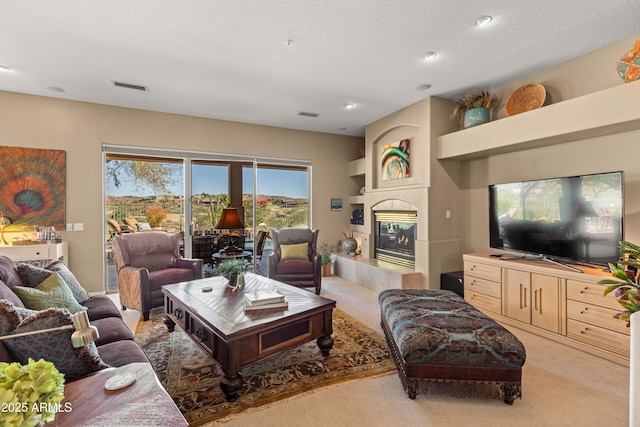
[{"left": 134, "top": 306, "right": 395, "bottom": 426}]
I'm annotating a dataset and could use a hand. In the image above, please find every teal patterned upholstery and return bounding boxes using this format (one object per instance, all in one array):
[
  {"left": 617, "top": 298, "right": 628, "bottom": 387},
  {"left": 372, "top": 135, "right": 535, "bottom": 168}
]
[
  {"left": 1, "top": 300, "right": 108, "bottom": 380},
  {"left": 379, "top": 289, "right": 525, "bottom": 404}
]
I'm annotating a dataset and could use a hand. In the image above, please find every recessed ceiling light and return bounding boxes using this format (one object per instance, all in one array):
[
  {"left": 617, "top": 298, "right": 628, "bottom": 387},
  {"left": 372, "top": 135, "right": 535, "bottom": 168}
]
[
  {"left": 415, "top": 84, "right": 432, "bottom": 91},
  {"left": 286, "top": 39, "right": 294, "bottom": 47},
  {"left": 344, "top": 103, "right": 355, "bottom": 109},
  {"left": 476, "top": 16, "right": 493, "bottom": 26},
  {"left": 422, "top": 52, "right": 437, "bottom": 61}
]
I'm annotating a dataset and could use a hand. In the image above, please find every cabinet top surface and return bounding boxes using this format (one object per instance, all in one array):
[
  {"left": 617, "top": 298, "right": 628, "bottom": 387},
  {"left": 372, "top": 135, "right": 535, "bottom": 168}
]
[
  {"left": 464, "top": 253, "right": 612, "bottom": 282},
  {"left": 163, "top": 273, "right": 336, "bottom": 336}
]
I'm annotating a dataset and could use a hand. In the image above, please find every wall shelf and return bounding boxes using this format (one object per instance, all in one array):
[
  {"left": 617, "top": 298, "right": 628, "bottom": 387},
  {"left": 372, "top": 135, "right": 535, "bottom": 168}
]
[{"left": 437, "top": 80, "right": 640, "bottom": 161}]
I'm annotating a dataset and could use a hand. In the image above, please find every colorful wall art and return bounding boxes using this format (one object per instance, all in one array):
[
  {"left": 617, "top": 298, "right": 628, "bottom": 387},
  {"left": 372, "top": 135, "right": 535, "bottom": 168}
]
[
  {"left": 0, "top": 146, "right": 66, "bottom": 229},
  {"left": 381, "top": 139, "right": 410, "bottom": 180}
]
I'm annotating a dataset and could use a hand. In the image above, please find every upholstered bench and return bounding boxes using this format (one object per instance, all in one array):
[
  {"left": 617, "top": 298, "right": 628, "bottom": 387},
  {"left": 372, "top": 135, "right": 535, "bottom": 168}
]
[{"left": 379, "top": 289, "right": 526, "bottom": 404}]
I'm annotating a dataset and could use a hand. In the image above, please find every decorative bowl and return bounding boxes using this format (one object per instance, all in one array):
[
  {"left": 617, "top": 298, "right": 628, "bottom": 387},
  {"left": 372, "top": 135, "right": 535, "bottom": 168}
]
[{"left": 506, "top": 83, "right": 546, "bottom": 116}]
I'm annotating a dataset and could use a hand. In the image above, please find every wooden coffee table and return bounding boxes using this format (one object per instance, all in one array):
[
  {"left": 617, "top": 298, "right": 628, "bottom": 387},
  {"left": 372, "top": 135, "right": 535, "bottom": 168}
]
[{"left": 162, "top": 273, "right": 336, "bottom": 401}]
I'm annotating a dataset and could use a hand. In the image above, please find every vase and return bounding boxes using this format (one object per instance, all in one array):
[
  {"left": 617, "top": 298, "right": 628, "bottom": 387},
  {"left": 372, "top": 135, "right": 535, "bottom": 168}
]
[
  {"left": 342, "top": 238, "right": 357, "bottom": 254},
  {"left": 463, "top": 107, "right": 490, "bottom": 128},
  {"left": 322, "top": 264, "right": 331, "bottom": 277}
]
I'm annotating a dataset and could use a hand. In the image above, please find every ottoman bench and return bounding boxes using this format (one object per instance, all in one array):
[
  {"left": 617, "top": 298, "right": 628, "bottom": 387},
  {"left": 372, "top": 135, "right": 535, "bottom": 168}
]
[{"left": 379, "top": 289, "right": 526, "bottom": 404}]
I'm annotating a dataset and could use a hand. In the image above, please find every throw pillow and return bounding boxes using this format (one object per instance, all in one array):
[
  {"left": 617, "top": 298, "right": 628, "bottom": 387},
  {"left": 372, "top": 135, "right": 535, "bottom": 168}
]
[
  {"left": 0, "top": 256, "right": 24, "bottom": 288},
  {"left": 0, "top": 299, "right": 23, "bottom": 335},
  {"left": 0, "top": 278, "right": 25, "bottom": 308},
  {"left": 3, "top": 307, "right": 109, "bottom": 380},
  {"left": 12, "top": 273, "right": 88, "bottom": 314},
  {"left": 45, "top": 261, "right": 90, "bottom": 303},
  {"left": 280, "top": 243, "right": 309, "bottom": 260},
  {"left": 0, "top": 300, "right": 37, "bottom": 335},
  {"left": 16, "top": 263, "right": 54, "bottom": 287}
]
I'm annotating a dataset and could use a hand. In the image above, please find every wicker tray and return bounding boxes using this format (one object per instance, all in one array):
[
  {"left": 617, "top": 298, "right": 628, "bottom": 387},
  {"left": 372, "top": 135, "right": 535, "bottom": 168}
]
[{"left": 506, "top": 83, "right": 546, "bottom": 116}]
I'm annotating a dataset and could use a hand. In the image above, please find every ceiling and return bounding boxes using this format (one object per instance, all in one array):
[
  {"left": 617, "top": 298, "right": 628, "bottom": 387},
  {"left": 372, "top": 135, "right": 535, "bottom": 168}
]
[{"left": 0, "top": 1, "right": 638, "bottom": 137}]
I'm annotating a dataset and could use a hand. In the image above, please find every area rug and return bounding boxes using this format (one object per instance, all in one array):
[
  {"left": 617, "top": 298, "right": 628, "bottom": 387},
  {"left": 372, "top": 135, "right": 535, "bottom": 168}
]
[{"left": 134, "top": 307, "right": 395, "bottom": 425}]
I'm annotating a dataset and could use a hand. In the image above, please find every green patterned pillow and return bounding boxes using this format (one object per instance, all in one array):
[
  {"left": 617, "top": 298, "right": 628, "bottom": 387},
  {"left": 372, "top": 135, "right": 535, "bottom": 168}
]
[
  {"left": 12, "top": 273, "right": 88, "bottom": 314},
  {"left": 45, "top": 261, "right": 89, "bottom": 303}
]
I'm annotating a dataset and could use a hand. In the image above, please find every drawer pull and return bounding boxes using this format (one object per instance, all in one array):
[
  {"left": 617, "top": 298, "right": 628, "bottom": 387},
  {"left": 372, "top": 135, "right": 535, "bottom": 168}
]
[
  {"left": 195, "top": 327, "right": 207, "bottom": 342},
  {"left": 173, "top": 307, "right": 183, "bottom": 320}
]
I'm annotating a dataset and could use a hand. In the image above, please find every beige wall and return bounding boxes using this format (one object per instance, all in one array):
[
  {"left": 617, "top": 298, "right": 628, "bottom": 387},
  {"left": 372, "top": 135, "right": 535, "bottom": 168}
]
[
  {"left": 457, "top": 34, "right": 640, "bottom": 255},
  {"left": 0, "top": 92, "right": 363, "bottom": 292},
  {"left": 363, "top": 33, "right": 640, "bottom": 288}
]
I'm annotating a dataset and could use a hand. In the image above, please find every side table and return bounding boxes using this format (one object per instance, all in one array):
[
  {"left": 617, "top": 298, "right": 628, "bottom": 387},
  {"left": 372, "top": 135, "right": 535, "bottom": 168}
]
[
  {"left": 212, "top": 250, "right": 252, "bottom": 266},
  {"left": 52, "top": 363, "right": 187, "bottom": 426}
]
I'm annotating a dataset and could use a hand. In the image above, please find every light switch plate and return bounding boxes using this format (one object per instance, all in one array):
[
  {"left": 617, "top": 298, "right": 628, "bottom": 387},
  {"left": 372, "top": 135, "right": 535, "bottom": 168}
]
[
  {"left": 66, "top": 223, "right": 72, "bottom": 231},
  {"left": 73, "top": 223, "right": 84, "bottom": 232}
]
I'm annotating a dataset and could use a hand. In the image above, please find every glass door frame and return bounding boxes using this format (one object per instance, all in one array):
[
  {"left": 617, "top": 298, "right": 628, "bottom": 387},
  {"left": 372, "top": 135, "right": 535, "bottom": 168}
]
[{"left": 103, "top": 145, "right": 311, "bottom": 286}]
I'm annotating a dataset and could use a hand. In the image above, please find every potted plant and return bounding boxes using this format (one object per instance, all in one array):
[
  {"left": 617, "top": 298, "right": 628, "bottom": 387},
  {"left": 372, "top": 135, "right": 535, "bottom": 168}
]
[
  {"left": 450, "top": 90, "right": 496, "bottom": 129},
  {"left": 216, "top": 258, "right": 251, "bottom": 288},
  {"left": 0, "top": 358, "right": 65, "bottom": 426},
  {"left": 598, "top": 240, "right": 640, "bottom": 327},
  {"left": 318, "top": 242, "right": 334, "bottom": 277}
]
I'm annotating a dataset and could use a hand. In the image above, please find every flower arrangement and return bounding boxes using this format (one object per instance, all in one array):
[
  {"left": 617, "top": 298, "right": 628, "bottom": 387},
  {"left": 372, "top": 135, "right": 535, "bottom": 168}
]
[
  {"left": 216, "top": 258, "right": 251, "bottom": 288},
  {"left": 145, "top": 205, "right": 168, "bottom": 228},
  {"left": 0, "top": 358, "right": 65, "bottom": 427},
  {"left": 450, "top": 90, "right": 496, "bottom": 122},
  {"left": 599, "top": 241, "right": 640, "bottom": 326}
]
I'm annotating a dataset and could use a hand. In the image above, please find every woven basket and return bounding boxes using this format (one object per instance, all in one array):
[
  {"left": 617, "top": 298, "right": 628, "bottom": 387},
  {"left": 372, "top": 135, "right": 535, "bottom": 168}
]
[{"left": 506, "top": 83, "right": 546, "bottom": 116}]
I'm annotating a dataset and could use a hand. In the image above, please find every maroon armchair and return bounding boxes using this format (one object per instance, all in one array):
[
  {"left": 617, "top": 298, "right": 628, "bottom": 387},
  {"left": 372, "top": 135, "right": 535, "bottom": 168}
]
[
  {"left": 268, "top": 228, "right": 321, "bottom": 294},
  {"left": 112, "top": 232, "right": 203, "bottom": 321}
]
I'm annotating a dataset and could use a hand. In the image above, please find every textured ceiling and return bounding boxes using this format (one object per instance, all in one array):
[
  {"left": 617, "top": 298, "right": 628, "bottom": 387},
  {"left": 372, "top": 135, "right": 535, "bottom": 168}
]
[{"left": 0, "top": 0, "right": 638, "bottom": 136}]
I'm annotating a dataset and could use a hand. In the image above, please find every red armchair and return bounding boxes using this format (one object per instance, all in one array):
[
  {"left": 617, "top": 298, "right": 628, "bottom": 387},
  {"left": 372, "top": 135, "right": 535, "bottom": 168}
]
[
  {"left": 112, "top": 232, "right": 203, "bottom": 320},
  {"left": 268, "top": 228, "right": 321, "bottom": 294}
]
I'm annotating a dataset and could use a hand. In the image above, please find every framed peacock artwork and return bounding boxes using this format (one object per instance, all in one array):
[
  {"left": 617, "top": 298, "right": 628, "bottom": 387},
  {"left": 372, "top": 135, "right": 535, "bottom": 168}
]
[
  {"left": 0, "top": 146, "right": 66, "bottom": 229},
  {"left": 381, "top": 138, "right": 410, "bottom": 181}
]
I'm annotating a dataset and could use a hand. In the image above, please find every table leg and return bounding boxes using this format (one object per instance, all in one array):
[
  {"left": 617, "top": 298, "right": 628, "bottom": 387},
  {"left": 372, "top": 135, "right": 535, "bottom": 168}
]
[
  {"left": 317, "top": 334, "right": 334, "bottom": 357},
  {"left": 164, "top": 316, "right": 176, "bottom": 332},
  {"left": 220, "top": 373, "right": 243, "bottom": 402}
]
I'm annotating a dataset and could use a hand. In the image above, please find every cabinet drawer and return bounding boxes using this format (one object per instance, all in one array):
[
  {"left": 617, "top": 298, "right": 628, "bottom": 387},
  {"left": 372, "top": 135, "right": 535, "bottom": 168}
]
[
  {"left": 164, "top": 296, "right": 188, "bottom": 330},
  {"left": 2, "top": 245, "right": 54, "bottom": 260},
  {"left": 465, "top": 291, "right": 501, "bottom": 315},
  {"left": 566, "top": 299, "right": 629, "bottom": 335},
  {"left": 465, "top": 276, "right": 501, "bottom": 298},
  {"left": 189, "top": 317, "right": 216, "bottom": 356},
  {"left": 566, "top": 280, "right": 620, "bottom": 311},
  {"left": 567, "top": 318, "right": 629, "bottom": 356},
  {"left": 464, "top": 261, "right": 501, "bottom": 282}
]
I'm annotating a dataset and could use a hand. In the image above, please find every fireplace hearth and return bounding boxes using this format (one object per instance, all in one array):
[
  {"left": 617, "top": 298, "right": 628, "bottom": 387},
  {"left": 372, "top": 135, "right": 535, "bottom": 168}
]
[{"left": 374, "top": 211, "right": 417, "bottom": 268}]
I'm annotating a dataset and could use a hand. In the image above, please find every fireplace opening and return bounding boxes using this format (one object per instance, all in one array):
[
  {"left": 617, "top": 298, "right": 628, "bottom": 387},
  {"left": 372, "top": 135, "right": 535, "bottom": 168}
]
[{"left": 374, "top": 211, "right": 417, "bottom": 268}]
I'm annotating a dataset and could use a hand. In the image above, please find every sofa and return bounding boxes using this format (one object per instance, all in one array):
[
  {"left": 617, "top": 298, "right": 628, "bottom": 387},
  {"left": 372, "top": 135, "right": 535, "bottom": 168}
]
[{"left": 0, "top": 255, "right": 149, "bottom": 382}]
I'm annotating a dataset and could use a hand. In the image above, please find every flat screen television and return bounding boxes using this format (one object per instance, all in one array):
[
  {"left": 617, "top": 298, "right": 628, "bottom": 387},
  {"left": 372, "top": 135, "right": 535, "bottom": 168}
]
[{"left": 489, "top": 171, "right": 623, "bottom": 267}]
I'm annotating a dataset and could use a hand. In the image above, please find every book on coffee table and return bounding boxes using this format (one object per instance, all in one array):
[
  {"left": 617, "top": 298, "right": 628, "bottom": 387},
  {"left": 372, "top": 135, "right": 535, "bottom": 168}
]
[
  {"left": 244, "top": 289, "right": 285, "bottom": 306},
  {"left": 243, "top": 300, "right": 289, "bottom": 311}
]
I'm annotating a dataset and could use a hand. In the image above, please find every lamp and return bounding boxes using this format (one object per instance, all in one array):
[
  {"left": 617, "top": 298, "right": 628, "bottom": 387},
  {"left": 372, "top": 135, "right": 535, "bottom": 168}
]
[
  {"left": 215, "top": 204, "right": 245, "bottom": 255},
  {"left": 0, "top": 311, "right": 99, "bottom": 348},
  {"left": 0, "top": 215, "right": 11, "bottom": 246}
]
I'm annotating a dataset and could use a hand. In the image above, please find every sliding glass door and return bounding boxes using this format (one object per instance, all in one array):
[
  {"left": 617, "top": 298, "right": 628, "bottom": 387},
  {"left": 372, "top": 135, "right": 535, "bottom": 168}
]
[{"left": 104, "top": 146, "right": 311, "bottom": 291}]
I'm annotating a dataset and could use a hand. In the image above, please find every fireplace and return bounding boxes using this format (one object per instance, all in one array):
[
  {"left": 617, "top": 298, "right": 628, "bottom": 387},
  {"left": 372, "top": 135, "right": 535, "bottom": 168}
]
[{"left": 374, "top": 211, "right": 417, "bottom": 268}]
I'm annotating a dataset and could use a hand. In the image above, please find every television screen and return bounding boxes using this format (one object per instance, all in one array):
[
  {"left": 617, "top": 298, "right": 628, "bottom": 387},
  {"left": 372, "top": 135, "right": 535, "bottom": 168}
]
[{"left": 489, "top": 171, "right": 623, "bottom": 266}]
